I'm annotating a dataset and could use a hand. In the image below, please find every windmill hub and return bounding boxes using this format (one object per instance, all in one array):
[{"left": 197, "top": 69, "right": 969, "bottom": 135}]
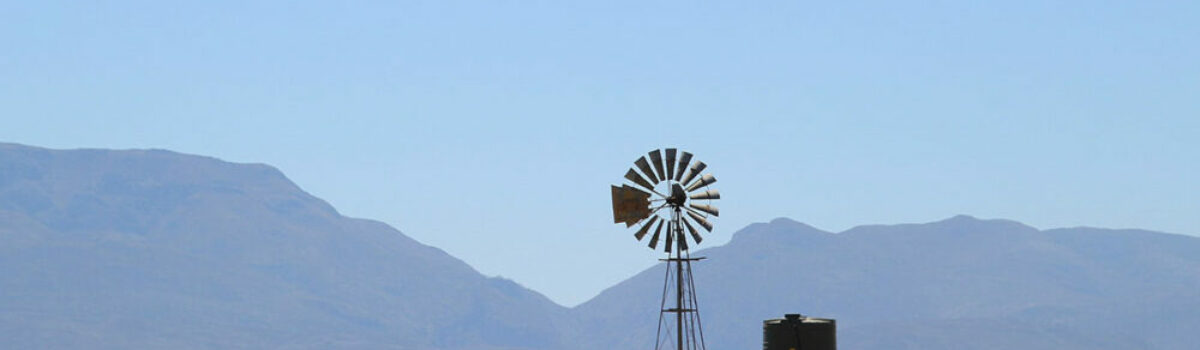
[{"left": 667, "top": 183, "right": 687, "bottom": 206}]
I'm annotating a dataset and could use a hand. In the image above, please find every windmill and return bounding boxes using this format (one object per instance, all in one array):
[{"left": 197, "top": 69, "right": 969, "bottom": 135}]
[{"left": 611, "top": 148, "right": 720, "bottom": 350}]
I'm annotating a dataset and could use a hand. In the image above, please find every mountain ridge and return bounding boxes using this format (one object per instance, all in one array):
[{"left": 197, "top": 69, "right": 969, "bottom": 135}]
[
  {"left": 3, "top": 141, "right": 1198, "bottom": 350},
  {"left": 578, "top": 213, "right": 1200, "bottom": 350},
  {"left": 0, "top": 142, "right": 574, "bottom": 349}
]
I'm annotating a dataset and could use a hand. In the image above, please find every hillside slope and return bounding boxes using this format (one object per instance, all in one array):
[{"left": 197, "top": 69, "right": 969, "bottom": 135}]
[
  {"left": 577, "top": 216, "right": 1200, "bottom": 350},
  {"left": 0, "top": 143, "right": 572, "bottom": 349}
]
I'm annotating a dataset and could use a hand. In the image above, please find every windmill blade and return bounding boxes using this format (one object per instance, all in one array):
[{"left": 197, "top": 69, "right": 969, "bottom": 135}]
[
  {"left": 681, "top": 216, "right": 703, "bottom": 244},
  {"left": 664, "top": 149, "right": 677, "bottom": 183},
  {"left": 689, "top": 189, "right": 720, "bottom": 200},
  {"left": 612, "top": 185, "right": 652, "bottom": 225},
  {"left": 633, "top": 216, "right": 659, "bottom": 240},
  {"left": 689, "top": 203, "right": 720, "bottom": 217},
  {"left": 685, "top": 174, "right": 717, "bottom": 192},
  {"left": 634, "top": 157, "right": 660, "bottom": 184},
  {"left": 663, "top": 226, "right": 674, "bottom": 253},
  {"left": 647, "top": 220, "right": 664, "bottom": 249},
  {"left": 686, "top": 211, "right": 714, "bottom": 232},
  {"left": 675, "top": 152, "right": 693, "bottom": 181},
  {"left": 681, "top": 161, "right": 707, "bottom": 187},
  {"left": 648, "top": 150, "right": 667, "bottom": 183},
  {"left": 624, "top": 169, "right": 656, "bottom": 193},
  {"left": 678, "top": 227, "right": 689, "bottom": 251}
]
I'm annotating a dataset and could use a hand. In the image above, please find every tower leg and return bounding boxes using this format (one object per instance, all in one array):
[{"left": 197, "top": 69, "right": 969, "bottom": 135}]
[{"left": 676, "top": 241, "right": 684, "bottom": 350}]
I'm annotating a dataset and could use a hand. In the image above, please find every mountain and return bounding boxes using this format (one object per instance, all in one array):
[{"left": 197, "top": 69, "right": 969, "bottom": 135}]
[
  {"left": 577, "top": 216, "right": 1200, "bottom": 350},
  {"left": 6, "top": 142, "right": 1199, "bottom": 350},
  {"left": 0, "top": 143, "right": 573, "bottom": 349}
]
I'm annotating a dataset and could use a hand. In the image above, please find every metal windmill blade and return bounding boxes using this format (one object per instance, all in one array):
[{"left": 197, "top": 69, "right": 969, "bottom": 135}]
[
  {"left": 634, "top": 157, "right": 659, "bottom": 184},
  {"left": 664, "top": 149, "right": 677, "bottom": 183},
  {"left": 624, "top": 169, "right": 655, "bottom": 193},
  {"left": 649, "top": 150, "right": 667, "bottom": 182},
  {"left": 681, "top": 216, "right": 703, "bottom": 244},
  {"left": 663, "top": 225, "right": 674, "bottom": 253},
  {"left": 634, "top": 216, "right": 660, "bottom": 240},
  {"left": 678, "top": 227, "right": 689, "bottom": 251},
  {"left": 681, "top": 161, "right": 706, "bottom": 188},
  {"left": 689, "top": 203, "right": 719, "bottom": 217},
  {"left": 675, "top": 152, "right": 692, "bottom": 181},
  {"left": 648, "top": 220, "right": 664, "bottom": 249},
  {"left": 690, "top": 189, "right": 720, "bottom": 200},
  {"left": 686, "top": 210, "right": 714, "bottom": 232},
  {"left": 685, "top": 174, "right": 717, "bottom": 192}
]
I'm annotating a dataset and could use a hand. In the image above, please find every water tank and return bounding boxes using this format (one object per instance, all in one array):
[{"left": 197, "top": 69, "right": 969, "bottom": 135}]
[{"left": 763, "top": 314, "right": 836, "bottom": 350}]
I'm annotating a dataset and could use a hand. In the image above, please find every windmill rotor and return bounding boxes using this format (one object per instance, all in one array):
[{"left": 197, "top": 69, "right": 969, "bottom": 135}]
[{"left": 612, "top": 148, "right": 721, "bottom": 252}]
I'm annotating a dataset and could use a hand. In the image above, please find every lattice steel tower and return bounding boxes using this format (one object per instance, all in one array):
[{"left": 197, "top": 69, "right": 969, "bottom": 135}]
[{"left": 611, "top": 148, "right": 721, "bottom": 350}]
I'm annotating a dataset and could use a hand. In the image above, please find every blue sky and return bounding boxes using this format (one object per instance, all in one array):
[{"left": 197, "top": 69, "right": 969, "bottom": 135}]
[{"left": 2, "top": 1, "right": 1197, "bottom": 306}]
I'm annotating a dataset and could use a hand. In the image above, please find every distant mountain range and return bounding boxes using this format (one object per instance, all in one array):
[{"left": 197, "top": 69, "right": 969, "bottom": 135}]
[{"left": 2, "top": 142, "right": 1197, "bottom": 349}]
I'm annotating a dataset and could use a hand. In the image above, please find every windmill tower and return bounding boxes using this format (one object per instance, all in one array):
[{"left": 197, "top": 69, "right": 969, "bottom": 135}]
[{"left": 611, "top": 148, "right": 720, "bottom": 350}]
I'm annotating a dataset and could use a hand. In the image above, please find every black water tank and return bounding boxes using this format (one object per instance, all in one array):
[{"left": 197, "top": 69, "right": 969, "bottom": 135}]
[{"left": 763, "top": 314, "right": 836, "bottom": 350}]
